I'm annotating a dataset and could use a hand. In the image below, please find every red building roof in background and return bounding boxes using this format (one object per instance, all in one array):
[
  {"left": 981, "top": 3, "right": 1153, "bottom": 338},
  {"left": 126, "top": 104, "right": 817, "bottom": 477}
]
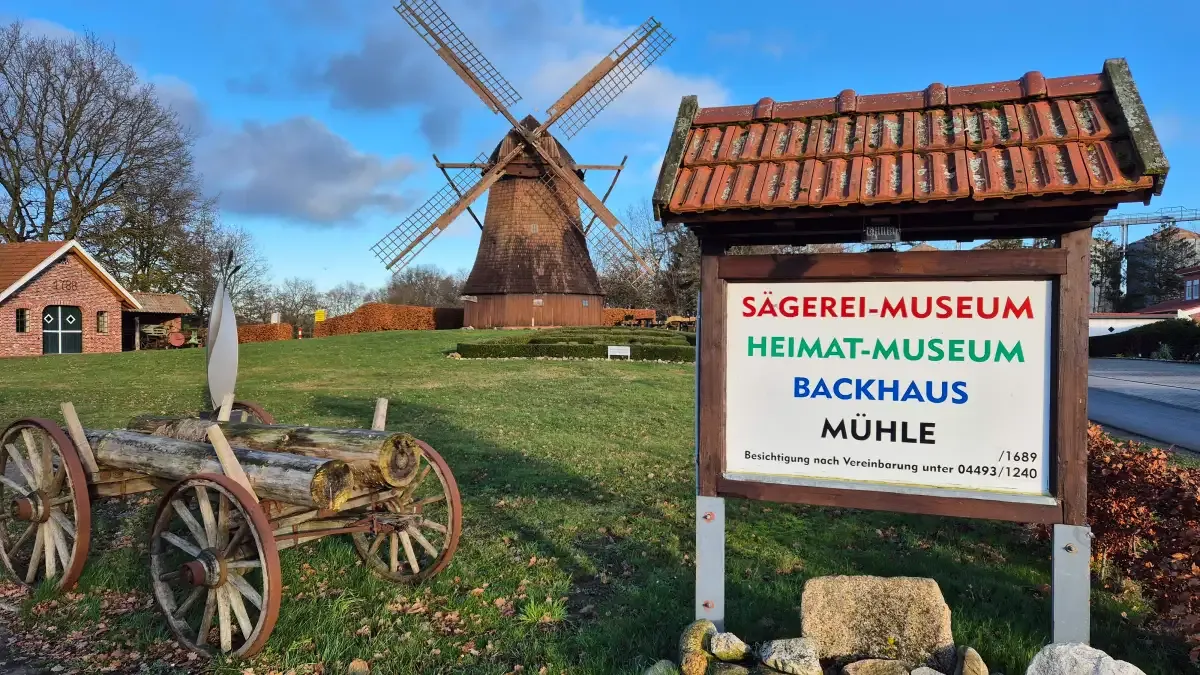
[{"left": 654, "top": 59, "right": 1168, "bottom": 219}]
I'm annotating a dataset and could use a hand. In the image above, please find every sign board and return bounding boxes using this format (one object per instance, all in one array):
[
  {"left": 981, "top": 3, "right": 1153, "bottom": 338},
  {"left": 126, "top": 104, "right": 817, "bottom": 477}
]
[
  {"left": 862, "top": 224, "right": 900, "bottom": 244},
  {"left": 533, "top": 298, "right": 544, "bottom": 307},
  {"left": 314, "top": 309, "right": 326, "bottom": 323},
  {"left": 461, "top": 295, "right": 478, "bottom": 303},
  {"left": 607, "top": 345, "right": 631, "bottom": 359},
  {"left": 270, "top": 312, "right": 281, "bottom": 324},
  {"left": 726, "top": 280, "right": 1052, "bottom": 498}
]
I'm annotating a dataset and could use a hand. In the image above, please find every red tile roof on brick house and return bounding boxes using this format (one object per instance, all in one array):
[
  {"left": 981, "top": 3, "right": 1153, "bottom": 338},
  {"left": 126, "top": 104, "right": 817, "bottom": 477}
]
[
  {"left": 1136, "top": 298, "right": 1200, "bottom": 315},
  {"left": 653, "top": 59, "right": 1168, "bottom": 222},
  {"left": 0, "top": 240, "right": 142, "bottom": 309}
]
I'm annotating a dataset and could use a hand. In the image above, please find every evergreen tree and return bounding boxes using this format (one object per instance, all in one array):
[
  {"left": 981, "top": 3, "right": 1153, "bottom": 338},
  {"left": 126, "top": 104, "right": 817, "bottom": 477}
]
[{"left": 1128, "top": 224, "right": 1199, "bottom": 306}]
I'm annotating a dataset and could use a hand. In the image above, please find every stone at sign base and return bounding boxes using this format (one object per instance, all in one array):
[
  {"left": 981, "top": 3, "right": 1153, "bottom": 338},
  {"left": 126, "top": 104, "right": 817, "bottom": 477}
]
[
  {"left": 841, "top": 659, "right": 910, "bottom": 674},
  {"left": 710, "top": 632, "right": 751, "bottom": 661},
  {"left": 758, "top": 638, "right": 822, "bottom": 675},
  {"left": 1025, "top": 643, "right": 1146, "bottom": 675},
  {"left": 911, "top": 668, "right": 946, "bottom": 675},
  {"left": 801, "top": 575, "right": 955, "bottom": 671},
  {"left": 679, "top": 620, "right": 717, "bottom": 675},
  {"left": 643, "top": 659, "right": 681, "bottom": 675},
  {"left": 956, "top": 646, "right": 988, "bottom": 675}
]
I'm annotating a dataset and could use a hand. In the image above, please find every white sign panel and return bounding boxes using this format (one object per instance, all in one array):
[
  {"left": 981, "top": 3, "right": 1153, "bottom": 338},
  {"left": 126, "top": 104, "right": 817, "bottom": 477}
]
[
  {"left": 608, "top": 345, "right": 631, "bottom": 359},
  {"left": 726, "top": 279, "right": 1052, "bottom": 497}
]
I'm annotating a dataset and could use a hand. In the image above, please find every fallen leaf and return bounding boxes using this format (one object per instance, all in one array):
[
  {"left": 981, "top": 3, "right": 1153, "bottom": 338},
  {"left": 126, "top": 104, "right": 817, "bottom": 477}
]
[{"left": 347, "top": 658, "right": 370, "bottom": 674}]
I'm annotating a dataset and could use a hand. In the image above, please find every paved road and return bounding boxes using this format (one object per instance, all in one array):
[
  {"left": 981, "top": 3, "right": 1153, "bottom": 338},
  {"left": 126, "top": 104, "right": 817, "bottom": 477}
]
[{"left": 1088, "top": 358, "right": 1200, "bottom": 452}]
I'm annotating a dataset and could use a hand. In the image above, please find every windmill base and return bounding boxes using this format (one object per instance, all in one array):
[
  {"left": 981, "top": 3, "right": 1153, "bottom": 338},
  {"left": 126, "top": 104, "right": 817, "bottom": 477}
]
[{"left": 463, "top": 293, "right": 604, "bottom": 328}]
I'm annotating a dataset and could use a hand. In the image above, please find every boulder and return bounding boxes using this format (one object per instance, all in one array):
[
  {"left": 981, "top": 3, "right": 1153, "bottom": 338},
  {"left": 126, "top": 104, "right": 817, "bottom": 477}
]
[
  {"left": 710, "top": 633, "right": 752, "bottom": 662},
  {"left": 645, "top": 660, "right": 681, "bottom": 675},
  {"left": 912, "top": 669, "right": 947, "bottom": 675},
  {"left": 955, "top": 646, "right": 987, "bottom": 675},
  {"left": 680, "top": 620, "right": 718, "bottom": 675},
  {"left": 706, "top": 663, "right": 751, "bottom": 675},
  {"left": 800, "top": 575, "right": 955, "bottom": 671},
  {"left": 842, "top": 659, "right": 910, "bottom": 675},
  {"left": 758, "top": 638, "right": 822, "bottom": 675},
  {"left": 1025, "top": 643, "right": 1145, "bottom": 675}
]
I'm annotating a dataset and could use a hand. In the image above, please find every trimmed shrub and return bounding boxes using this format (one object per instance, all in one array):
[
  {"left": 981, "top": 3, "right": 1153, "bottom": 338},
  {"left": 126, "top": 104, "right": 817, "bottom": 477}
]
[
  {"left": 238, "top": 323, "right": 293, "bottom": 343},
  {"left": 456, "top": 342, "right": 693, "bottom": 362},
  {"left": 1089, "top": 318, "right": 1200, "bottom": 361}
]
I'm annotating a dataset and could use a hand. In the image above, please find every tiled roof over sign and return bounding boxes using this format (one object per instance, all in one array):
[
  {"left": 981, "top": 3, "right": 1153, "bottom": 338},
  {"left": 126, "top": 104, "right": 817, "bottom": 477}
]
[{"left": 654, "top": 59, "right": 1168, "bottom": 219}]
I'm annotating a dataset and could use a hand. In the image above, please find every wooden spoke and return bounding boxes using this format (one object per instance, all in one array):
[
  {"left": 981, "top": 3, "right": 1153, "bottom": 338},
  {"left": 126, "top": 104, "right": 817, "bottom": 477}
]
[
  {"left": 49, "top": 520, "right": 71, "bottom": 567},
  {"left": 368, "top": 533, "right": 387, "bottom": 557},
  {"left": 25, "top": 527, "right": 43, "bottom": 584},
  {"left": 160, "top": 531, "right": 201, "bottom": 557},
  {"left": 226, "top": 572, "right": 263, "bottom": 610},
  {"left": 195, "top": 486, "right": 218, "bottom": 548},
  {"left": 399, "top": 530, "right": 420, "bottom": 574},
  {"left": 226, "top": 584, "right": 254, "bottom": 638},
  {"left": 389, "top": 533, "right": 399, "bottom": 573},
  {"left": 49, "top": 510, "right": 75, "bottom": 539},
  {"left": 159, "top": 570, "right": 183, "bottom": 582},
  {"left": 197, "top": 590, "right": 216, "bottom": 645},
  {"left": 20, "top": 430, "right": 43, "bottom": 488},
  {"left": 171, "top": 500, "right": 208, "bottom": 549},
  {"left": 217, "top": 494, "right": 230, "bottom": 551},
  {"left": 411, "top": 494, "right": 446, "bottom": 509},
  {"left": 174, "top": 587, "right": 203, "bottom": 618},
  {"left": 420, "top": 518, "right": 448, "bottom": 534},
  {"left": 11, "top": 523, "right": 35, "bottom": 553},
  {"left": 42, "top": 522, "right": 57, "bottom": 580},
  {"left": 407, "top": 525, "right": 440, "bottom": 557},
  {"left": 0, "top": 473, "right": 27, "bottom": 494},
  {"left": 217, "top": 585, "right": 233, "bottom": 653},
  {"left": 4, "top": 443, "right": 35, "bottom": 487},
  {"left": 225, "top": 559, "right": 261, "bottom": 570},
  {"left": 222, "top": 525, "right": 248, "bottom": 559}
]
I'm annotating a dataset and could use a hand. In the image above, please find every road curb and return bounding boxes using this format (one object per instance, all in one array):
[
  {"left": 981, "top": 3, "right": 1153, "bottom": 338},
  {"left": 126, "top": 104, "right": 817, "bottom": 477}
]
[{"left": 1092, "top": 356, "right": 1200, "bottom": 366}]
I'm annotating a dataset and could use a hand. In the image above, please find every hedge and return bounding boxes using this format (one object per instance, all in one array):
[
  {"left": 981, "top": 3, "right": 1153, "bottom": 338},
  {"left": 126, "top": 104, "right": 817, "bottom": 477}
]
[
  {"left": 1089, "top": 318, "right": 1200, "bottom": 361},
  {"left": 238, "top": 323, "right": 293, "bottom": 343},
  {"left": 312, "top": 304, "right": 464, "bottom": 337},
  {"left": 602, "top": 308, "right": 657, "bottom": 325},
  {"left": 456, "top": 342, "right": 694, "bottom": 362}
]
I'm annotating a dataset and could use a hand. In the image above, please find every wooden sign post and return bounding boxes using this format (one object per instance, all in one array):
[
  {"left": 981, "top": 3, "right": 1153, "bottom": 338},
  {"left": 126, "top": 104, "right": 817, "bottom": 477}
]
[{"left": 651, "top": 59, "right": 1169, "bottom": 643}]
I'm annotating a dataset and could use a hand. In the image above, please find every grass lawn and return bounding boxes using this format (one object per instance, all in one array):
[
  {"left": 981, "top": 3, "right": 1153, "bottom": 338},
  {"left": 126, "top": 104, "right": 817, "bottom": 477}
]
[{"left": 0, "top": 330, "right": 1192, "bottom": 674}]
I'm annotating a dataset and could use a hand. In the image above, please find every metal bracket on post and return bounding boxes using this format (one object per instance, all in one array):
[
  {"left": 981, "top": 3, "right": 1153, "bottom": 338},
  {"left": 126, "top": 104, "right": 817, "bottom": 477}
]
[
  {"left": 696, "top": 495, "right": 725, "bottom": 631},
  {"left": 1052, "top": 523, "right": 1092, "bottom": 644}
]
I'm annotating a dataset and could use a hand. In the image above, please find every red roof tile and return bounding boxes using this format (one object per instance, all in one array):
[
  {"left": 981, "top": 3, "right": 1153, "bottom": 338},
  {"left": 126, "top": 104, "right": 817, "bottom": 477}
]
[
  {"left": 0, "top": 241, "right": 65, "bottom": 295},
  {"left": 128, "top": 292, "right": 194, "bottom": 315},
  {"left": 654, "top": 59, "right": 1168, "bottom": 220},
  {"left": 1136, "top": 298, "right": 1200, "bottom": 315}
]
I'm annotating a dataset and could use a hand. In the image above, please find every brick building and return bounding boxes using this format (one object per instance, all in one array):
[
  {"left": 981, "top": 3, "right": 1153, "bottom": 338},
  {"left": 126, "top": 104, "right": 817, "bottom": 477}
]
[{"left": 0, "top": 240, "right": 142, "bottom": 357}]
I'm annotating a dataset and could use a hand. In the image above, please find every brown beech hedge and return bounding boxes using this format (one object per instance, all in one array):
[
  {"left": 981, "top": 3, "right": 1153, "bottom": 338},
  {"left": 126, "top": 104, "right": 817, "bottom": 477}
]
[{"left": 237, "top": 323, "right": 293, "bottom": 343}]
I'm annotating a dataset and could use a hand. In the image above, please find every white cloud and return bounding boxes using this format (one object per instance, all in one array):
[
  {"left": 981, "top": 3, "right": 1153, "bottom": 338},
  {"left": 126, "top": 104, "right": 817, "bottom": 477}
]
[{"left": 18, "top": 18, "right": 74, "bottom": 41}]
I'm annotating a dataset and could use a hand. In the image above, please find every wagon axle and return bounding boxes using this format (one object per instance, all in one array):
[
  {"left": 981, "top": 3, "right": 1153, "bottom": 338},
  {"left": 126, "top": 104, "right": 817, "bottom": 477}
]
[{"left": 179, "top": 550, "right": 226, "bottom": 588}]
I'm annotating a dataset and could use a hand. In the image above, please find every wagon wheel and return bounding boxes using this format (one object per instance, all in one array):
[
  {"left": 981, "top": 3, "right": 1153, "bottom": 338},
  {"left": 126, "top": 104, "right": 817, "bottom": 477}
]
[
  {"left": 352, "top": 441, "right": 462, "bottom": 583},
  {"left": 230, "top": 401, "right": 276, "bottom": 425},
  {"left": 202, "top": 401, "right": 276, "bottom": 425},
  {"left": 150, "top": 474, "right": 281, "bottom": 659},
  {"left": 0, "top": 419, "right": 91, "bottom": 592}
]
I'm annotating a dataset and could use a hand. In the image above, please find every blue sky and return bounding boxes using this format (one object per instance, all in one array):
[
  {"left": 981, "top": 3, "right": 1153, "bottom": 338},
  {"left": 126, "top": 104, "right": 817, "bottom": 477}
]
[{"left": 5, "top": 0, "right": 1198, "bottom": 291}]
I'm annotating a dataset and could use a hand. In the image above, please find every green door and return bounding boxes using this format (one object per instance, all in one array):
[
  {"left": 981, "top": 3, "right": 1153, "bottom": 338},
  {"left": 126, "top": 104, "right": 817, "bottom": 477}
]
[{"left": 42, "top": 305, "right": 83, "bottom": 354}]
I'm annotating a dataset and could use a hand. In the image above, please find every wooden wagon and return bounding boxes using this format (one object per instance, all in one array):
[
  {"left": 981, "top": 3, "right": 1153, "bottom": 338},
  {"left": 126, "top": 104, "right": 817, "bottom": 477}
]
[{"left": 0, "top": 400, "right": 463, "bottom": 658}]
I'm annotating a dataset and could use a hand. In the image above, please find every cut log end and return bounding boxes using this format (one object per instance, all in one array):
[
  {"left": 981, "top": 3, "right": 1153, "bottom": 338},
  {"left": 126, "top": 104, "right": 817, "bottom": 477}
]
[
  {"left": 380, "top": 433, "right": 422, "bottom": 487},
  {"left": 311, "top": 460, "right": 354, "bottom": 511}
]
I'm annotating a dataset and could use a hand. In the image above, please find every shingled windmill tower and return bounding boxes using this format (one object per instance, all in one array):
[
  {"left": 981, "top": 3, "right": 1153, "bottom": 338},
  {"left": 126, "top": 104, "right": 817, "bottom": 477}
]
[{"left": 370, "top": 0, "right": 673, "bottom": 328}]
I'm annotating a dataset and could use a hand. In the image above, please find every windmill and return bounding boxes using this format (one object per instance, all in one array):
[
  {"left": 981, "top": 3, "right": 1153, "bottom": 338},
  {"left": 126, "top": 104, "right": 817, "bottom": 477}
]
[{"left": 370, "top": 0, "right": 674, "bottom": 328}]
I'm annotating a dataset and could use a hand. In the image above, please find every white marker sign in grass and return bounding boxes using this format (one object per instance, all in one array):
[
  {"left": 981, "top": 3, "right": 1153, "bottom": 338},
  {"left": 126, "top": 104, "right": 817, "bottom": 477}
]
[{"left": 725, "top": 279, "right": 1052, "bottom": 497}]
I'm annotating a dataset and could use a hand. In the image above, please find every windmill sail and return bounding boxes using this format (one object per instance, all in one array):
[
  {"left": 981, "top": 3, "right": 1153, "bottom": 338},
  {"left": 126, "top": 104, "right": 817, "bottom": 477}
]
[{"left": 206, "top": 276, "right": 239, "bottom": 410}]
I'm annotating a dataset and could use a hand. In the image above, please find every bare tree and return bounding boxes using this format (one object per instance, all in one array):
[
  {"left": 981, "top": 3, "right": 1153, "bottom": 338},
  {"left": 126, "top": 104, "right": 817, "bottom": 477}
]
[
  {"left": 0, "top": 22, "right": 192, "bottom": 243},
  {"left": 180, "top": 218, "right": 270, "bottom": 326},
  {"left": 323, "top": 281, "right": 369, "bottom": 317},
  {"left": 372, "top": 265, "right": 466, "bottom": 307},
  {"left": 271, "top": 277, "right": 322, "bottom": 333}
]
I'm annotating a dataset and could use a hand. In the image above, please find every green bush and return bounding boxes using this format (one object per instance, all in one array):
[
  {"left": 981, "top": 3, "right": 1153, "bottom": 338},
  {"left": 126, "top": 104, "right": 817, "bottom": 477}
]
[
  {"left": 455, "top": 342, "right": 694, "bottom": 362},
  {"left": 1089, "top": 319, "right": 1200, "bottom": 361}
]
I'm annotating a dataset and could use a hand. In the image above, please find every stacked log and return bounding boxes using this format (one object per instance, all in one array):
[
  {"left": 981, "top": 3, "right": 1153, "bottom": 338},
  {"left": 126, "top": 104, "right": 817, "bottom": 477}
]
[
  {"left": 126, "top": 417, "right": 421, "bottom": 489},
  {"left": 85, "top": 430, "right": 353, "bottom": 509}
]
